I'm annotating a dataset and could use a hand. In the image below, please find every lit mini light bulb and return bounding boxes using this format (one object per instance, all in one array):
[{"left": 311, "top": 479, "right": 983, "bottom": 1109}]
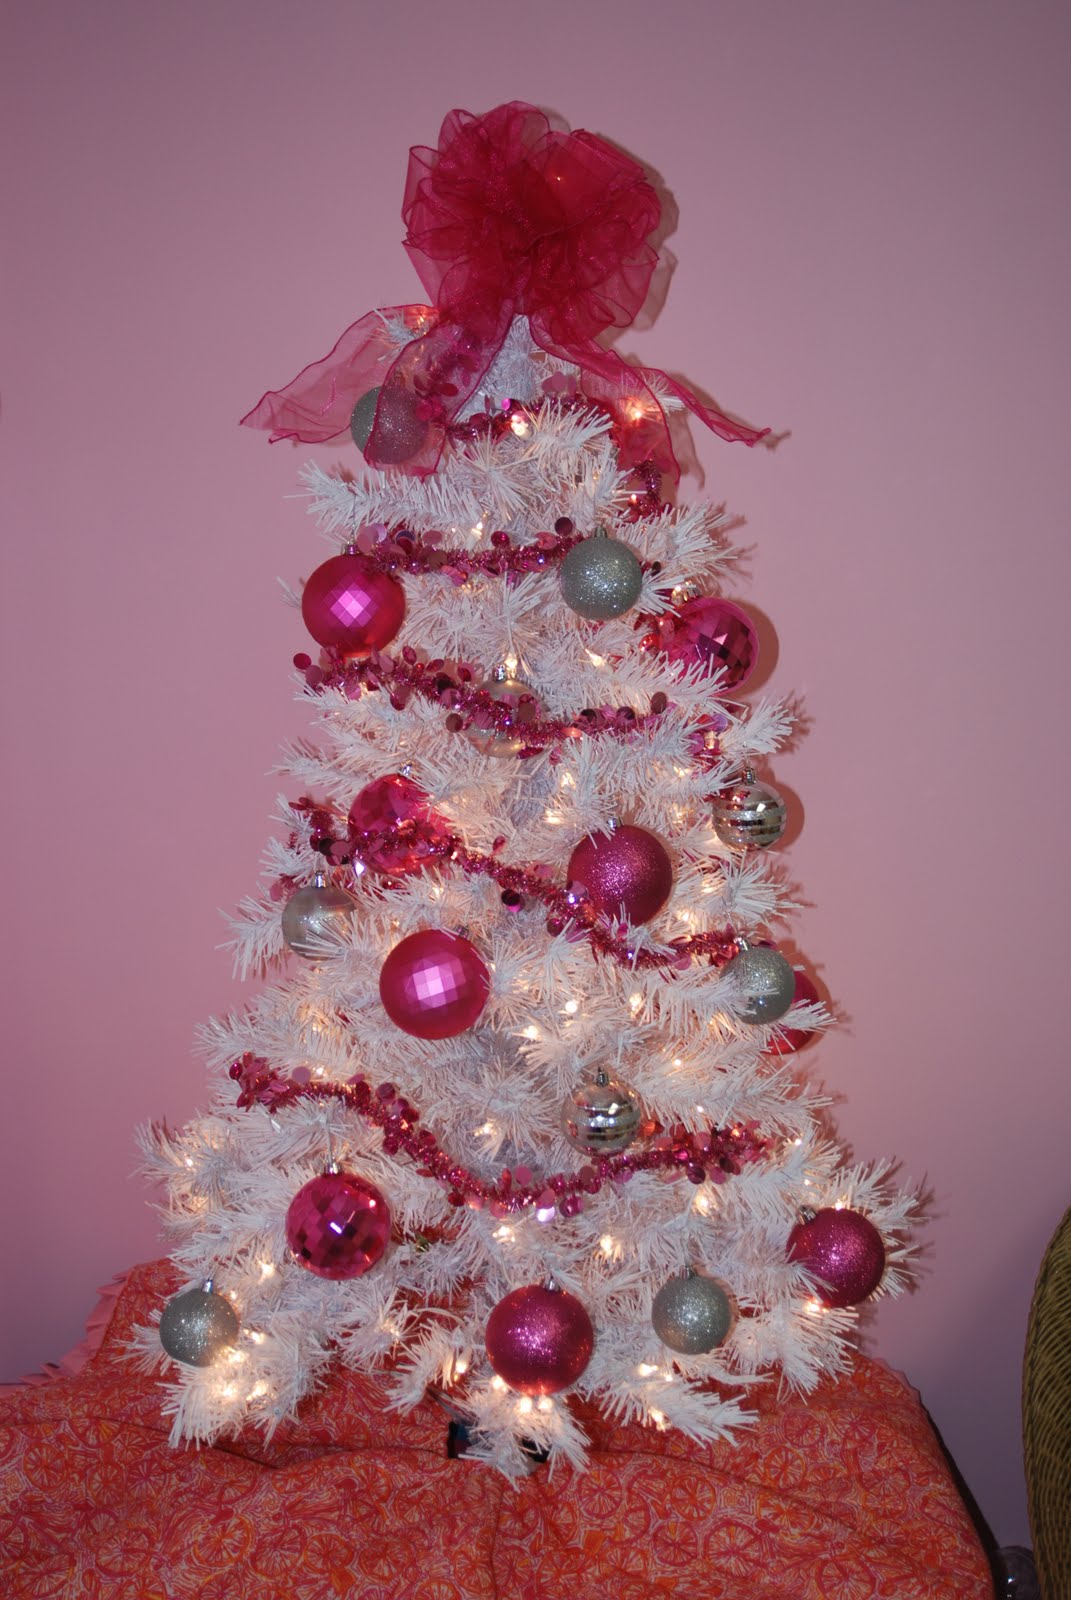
[
  {"left": 563, "top": 999, "right": 579, "bottom": 1015},
  {"left": 510, "top": 413, "right": 531, "bottom": 437},
  {"left": 491, "top": 1375, "right": 508, "bottom": 1393},
  {"left": 453, "top": 1356, "right": 469, "bottom": 1378},
  {"left": 599, "top": 1234, "right": 616, "bottom": 1257},
  {"left": 493, "top": 1224, "right": 514, "bottom": 1242},
  {"left": 649, "top": 1409, "right": 668, "bottom": 1429},
  {"left": 259, "top": 1262, "right": 275, "bottom": 1279},
  {"left": 474, "top": 1121, "right": 496, "bottom": 1138},
  {"left": 517, "top": 1396, "right": 534, "bottom": 1415},
  {"left": 537, "top": 1396, "right": 553, "bottom": 1413},
  {"left": 629, "top": 992, "right": 644, "bottom": 1015},
  {"left": 626, "top": 399, "right": 646, "bottom": 423},
  {"left": 248, "top": 1381, "right": 270, "bottom": 1400},
  {"left": 522, "top": 1024, "right": 541, "bottom": 1040},
  {"left": 637, "top": 1362, "right": 658, "bottom": 1377}
]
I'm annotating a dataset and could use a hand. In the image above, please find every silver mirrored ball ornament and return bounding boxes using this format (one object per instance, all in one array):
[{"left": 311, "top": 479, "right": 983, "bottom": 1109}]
[
  {"left": 712, "top": 778, "right": 787, "bottom": 850},
  {"left": 559, "top": 532, "right": 644, "bottom": 621},
  {"left": 726, "top": 943, "right": 796, "bottom": 1024},
  {"left": 561, "top": 1070, "right": 641, "bottom": 1155},
  {"left": 281, "top": 874, "right": 357, "bottom": 959},
  {"left": 651, "top": 1269, "right": 734, "bottom": 1355},
  {"left": 464, "top": 668, "right": 539, "bottom": 759},
  {"left": 159, "top": 1282, "right": 239, "bottom": 1368}
]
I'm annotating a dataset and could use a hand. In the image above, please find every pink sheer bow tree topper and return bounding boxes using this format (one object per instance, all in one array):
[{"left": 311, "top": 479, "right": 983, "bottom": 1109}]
[{"left": 241, "top": 102, "right": 767, "bottom": 477}]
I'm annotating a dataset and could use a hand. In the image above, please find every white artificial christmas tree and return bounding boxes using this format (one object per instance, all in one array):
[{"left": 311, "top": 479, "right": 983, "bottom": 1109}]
[{"left": 136, "top": 103, "right": 915, "bottom": 1477}]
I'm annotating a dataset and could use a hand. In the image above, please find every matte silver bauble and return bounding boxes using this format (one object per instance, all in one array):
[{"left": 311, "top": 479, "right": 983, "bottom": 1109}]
[
  {"left": 712, "top": 777, "right": 787, "bottom": 849},
  {"left": 159, "top": 1281, "right": 239, "bottom": 1367},
  {"left": 651, "top": 1268, "right": 734, "bottom": 1355},
  {"left": 281, "top": 873, "right": 357, "bottom": 959},
  {"left": 465, "top": 667, "right": 539, "bottom": 758},
  {"left": 725, "top": 942, "right": 796, "bottom": 1024},
  {"left": 559, "top": 532, "right": 644, "bottom": 620},
  {"left": 561, "top": 1069, "right": 641, "bottom": 1155}
]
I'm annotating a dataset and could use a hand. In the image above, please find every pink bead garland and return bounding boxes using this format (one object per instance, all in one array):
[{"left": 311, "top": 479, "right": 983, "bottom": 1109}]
[
  {"left": 345, "top": 512, "right": 585, "bottom": 585},
  {"left": 230, "top": 1053, "right": 768, "bottom": 1220},
  {"left": 294, "top": 645, "right": 679, "bottom": 757},
  {"left": 283, "top": 803, "right": 741, "bottom": 972}
]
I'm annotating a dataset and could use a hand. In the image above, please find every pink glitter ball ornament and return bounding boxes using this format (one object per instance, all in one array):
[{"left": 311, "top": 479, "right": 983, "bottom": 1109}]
[
  {"left": 646, "top": 593, "right": 758, "bottom": 690},
  {"left": 301, "top": 550, "right": 405, "bottom": 654},
  {"left": 567, "top": 823, "right": 673, "bottom": 924},
  {"left": 787, "top": 1206, "right": 886, "bottom": 1307},
  {"left": 347, "top": 773, "right": 447, "bottom": 875},
  {"left": 285, "top": 1168, "right": 392, "bottom": 1280},
  {"left": 379, "top": 928, "right": 490, "bottom": 1039},
  {"left": 485, "top": 1282, "right": 595, "bottom": 1395}
]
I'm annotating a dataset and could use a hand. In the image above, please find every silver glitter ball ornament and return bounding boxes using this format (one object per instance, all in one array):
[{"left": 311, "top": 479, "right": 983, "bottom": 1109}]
[
  {"left": 159, "top": 1281, "right": 239, "bottom": 1367},
  {"left": 561, "top": 1069, "right": 641, "bottom": 1155},
  {"left": 349, "top": 384, "right": 429, "bottom": 464},
  {"left": 725, "top": 942, "right": 797, "bottom": 1024},
  {"left": 651, "top": 1268, "right": 734, "bottom": 1355},
  {"left": 559, "top": 531, "right": 644, "bottom": 620},
  {"left": 281, "top": 873, "right": 357, "bottom": 959},
  {"left": 464, "top": 667, "right": 540, "bottom": 759},
  {"left": 712, "top": 776, "right": 787, "bottom": 849}
]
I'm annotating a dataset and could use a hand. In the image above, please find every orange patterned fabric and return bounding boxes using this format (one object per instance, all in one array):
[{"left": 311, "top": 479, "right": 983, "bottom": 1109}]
[{"left": 0, "top": 1261, "right": 990, "bottom": 1599}]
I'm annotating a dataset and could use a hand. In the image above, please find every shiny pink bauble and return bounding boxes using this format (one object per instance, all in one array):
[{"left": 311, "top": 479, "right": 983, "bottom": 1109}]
[
  {"left": 763, "top": 969, "right": 820, "bottom": 1055},
  {"left": 379, "top": 929, "right": 490, "bottom": 1039},
  {"left": 485, "top": 1284, "right": 595, "bottom": 1396},
  {"left": 347, "top": 774, "right": 447, "bottom": 876},
  {"left": 567, "top": 825, "right": 673, "bottom": 924},
  {"left": 787, "top": 1207, "right": 886, "bottom": 1307},
  {"left": 651, "top": 594, "right": 759, "bottom": 690},
  {"left": 301, "top": 552, "right": 405, "bottom": 654},
  {"left": 286, "top": 1169, "right": 391, "bottom": 1280}
]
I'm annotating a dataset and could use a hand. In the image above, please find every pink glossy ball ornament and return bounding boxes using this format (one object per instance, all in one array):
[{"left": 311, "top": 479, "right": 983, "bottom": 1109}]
[
  {"left": 301, "top": 548, "right": 405, "bottom": 654},
  {"left": 648, "top": 593, "right": 758, "bottom": 690},
  {"left": 286, "top": 1168, "right": 392, "bottom": 1280},
  {"left": 379, "top": 929, "right": 490, "bottom": 1039},
  {"left": 567, "top": 822, "right": 673, "bottom": 924},
  {"left": 787, "top": 1207, "right": 886, "bottom": 1307},
  {"left": 485, "top": 1282, "right": 595, "bottom": 1395},
  {"left": 347, "top": 773, "right": 448, "bottom": 876}
]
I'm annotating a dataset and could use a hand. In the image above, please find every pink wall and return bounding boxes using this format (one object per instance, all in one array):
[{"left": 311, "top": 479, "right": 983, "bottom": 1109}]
[{"left": 4, "top": 0, "right": 1068, "bottom": 1547}]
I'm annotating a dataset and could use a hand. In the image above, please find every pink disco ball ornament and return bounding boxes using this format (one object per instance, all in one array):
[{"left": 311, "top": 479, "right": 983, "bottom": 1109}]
[
  {"left": 787, "top": 1207, "right": 886, "bottom": 1308},
  {"left": 286, "top": 1168, "right": 392, "bottom": 1280},
  {"left": 301, "top": 550, "right": 405, "bottom": 654},
  {"left": 567, "top": 823, "right": 673, "bottom": 924},
  {"left": 379, "top": 928, "right": 490, "bottom": 1039},
  {"left": 763, "top": 969, "right": 820, "bottom": 1056},
  {"left": 485, "top": 1283, "right": 595, "bottom": 1396},
  {"left": 348, "top": 773, "right": 448, "bottom": 876},
  {"left": 647, "top": 593, "right": 759, "bottom": 690}
]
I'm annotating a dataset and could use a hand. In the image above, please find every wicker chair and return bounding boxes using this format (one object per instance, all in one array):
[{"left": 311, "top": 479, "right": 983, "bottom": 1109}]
[{"left": 1023, "top": 1205, "right": 1071, "bottom": 1599}]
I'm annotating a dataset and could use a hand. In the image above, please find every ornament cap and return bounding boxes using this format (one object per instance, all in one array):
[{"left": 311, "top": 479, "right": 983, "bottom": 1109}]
[
  {"left": 344, "top": 540, "right": 360, "bottom": 556},
  {"left": 325, "top": 1159, "right": 342, "bottom": 1176},
  {"left": 798, "top": 1205, "right": 817, "bottom": 1225},
  {"left": 606, "top": 816, "right": 621, "bottom": 834},
  {"left": 310, "top": 870, "right": 328, "bottom": 889},
  {"left": 200, "top": 1277, "right": 216, "bottom": 1294}
]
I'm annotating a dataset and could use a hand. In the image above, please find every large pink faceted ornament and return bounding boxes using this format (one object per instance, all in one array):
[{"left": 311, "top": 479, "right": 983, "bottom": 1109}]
[
  {"left": 301, "top": 549, "right": 406, "bottom": 654},
  {"left": 348, "top": 773, "right": 447, "bottom": 875},
  {"left": 787, "top": 1207, "right": 886, "bottom": 1308},
  {"left": 567, "top": 823, "right": 673, "bottom": 924},
  {"left": 485, "top": 1283, "right": 595, "bottom": 1396},
  {"left": 286, "top": 1168, "right": 392, "bottom": 1280},
  {"left": 763, "top": 969, "right": 820, "bottom": 1056},
  {"left": 379, "top": 928, "right": 490, "bottom": 1039},
  {"left": 647, "top": 593, "right": 758, "bottom": 690}
]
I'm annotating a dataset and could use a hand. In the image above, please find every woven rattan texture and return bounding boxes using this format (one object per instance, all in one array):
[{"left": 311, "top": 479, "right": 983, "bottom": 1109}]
[{"left": 1024, "top": 1205, "right": 1071, "bottom": 1600}]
